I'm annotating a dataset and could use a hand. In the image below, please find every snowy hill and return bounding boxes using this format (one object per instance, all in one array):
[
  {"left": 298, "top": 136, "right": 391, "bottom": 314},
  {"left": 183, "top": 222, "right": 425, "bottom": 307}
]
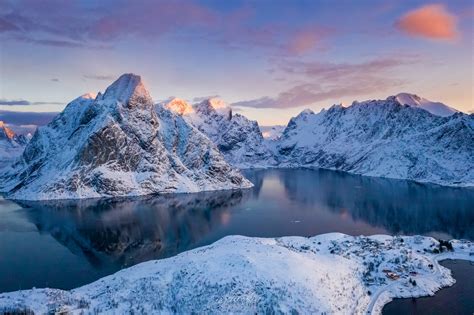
[
  {"left": 0, "top": 74, "right": 251, "bottom": 200},
  {"left": 273, "top": 97, "right": 473, "bottom": 187},
  {"left": 0, "top": 233, "right": 472, "bottom": 314},
  {"left": 394, "top": 93, "right": 458, "bottom": 117},
  {"left": 0, "top": 121, "right": 30, "bottom": 169},
  {"left": 163, "top": 97, "right": 276, "bottom": 168}
]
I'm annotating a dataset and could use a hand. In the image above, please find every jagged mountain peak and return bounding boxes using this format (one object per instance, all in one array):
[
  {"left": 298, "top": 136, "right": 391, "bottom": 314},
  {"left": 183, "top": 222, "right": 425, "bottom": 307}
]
[
  {"left": 194, "top": 97, "right": 232, "bottom": 119},
  {"left": 102, "top": 73, "right": 152, "bottom": 107},
  {"left": 393, "top": 92, "right": 458, "bottom": 117},
  {"left": 81, "top": 92, "right": 97, "bottom": 100},
  {"left": 206, "top": 97, "right": 228, "bottom": 110},
  {"left": 0, "top": 120, "right": 29, "bottom": 168},
  {"left": 300, "top": 108, "right": 315, "bottom": 116},
  {"left": 395, "top": 92, "right": 422, "bottom": 103},
  {"left": 0, "top": 121, "right": 15, "bottom": 140},
  {"left": 165, "top": 98, "right": 194, "bottom": 115}
]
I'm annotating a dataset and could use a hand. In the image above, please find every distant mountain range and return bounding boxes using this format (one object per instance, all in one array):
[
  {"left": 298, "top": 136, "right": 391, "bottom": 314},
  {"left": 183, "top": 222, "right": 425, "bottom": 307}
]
[
  {"left": 0, "top": 74, "right": 471, "bottom": 200},
  {"left": 274, "top": 97, "right": 473, "bottom": 187}
]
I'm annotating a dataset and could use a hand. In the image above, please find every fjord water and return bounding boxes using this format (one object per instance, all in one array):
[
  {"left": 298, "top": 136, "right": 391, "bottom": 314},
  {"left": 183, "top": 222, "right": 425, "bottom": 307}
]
[
  {"left": 0, "top": 169, "right": 473, "bottom": 294},
  {"left": 383, "top": 259, "right": 474, "bottom": 315}
]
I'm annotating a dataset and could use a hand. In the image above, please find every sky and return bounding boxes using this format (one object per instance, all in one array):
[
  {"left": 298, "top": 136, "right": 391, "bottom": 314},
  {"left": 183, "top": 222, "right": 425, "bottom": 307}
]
[{"left": 0, "top": 0, "right": 473, "bottom": 132}]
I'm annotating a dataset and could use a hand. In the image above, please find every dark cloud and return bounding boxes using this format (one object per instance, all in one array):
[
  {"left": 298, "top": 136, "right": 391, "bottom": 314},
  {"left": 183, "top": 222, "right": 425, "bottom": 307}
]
[
  {"left": 0, "top": 110, "right": 58, "bottom": 126},
  {"left": 83, "top": 74, "right": 116, "bottom": 81},
  {"left": 0, "top": 17, "right": 19, "bottom": 32},
  {"left": 12, "top": 34, "right": 111, "bottom": 49},
  {"left": 0, "top": 99, "right": 30, "bottom": 106},
  {"left": 16, "top": 36, "right": 85, "bottom": 47},
  {"left": 51, "top": 78, "right": 59, "bottom": 82},
  {"left": 0, "top": 99, "right": 64, "bottom": 106}
]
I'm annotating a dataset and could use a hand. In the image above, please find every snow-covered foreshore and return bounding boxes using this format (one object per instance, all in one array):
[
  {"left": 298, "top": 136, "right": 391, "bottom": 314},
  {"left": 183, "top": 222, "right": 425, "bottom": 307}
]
[{"left": 0, "top": 233, "right": 472, "bottom": 314}]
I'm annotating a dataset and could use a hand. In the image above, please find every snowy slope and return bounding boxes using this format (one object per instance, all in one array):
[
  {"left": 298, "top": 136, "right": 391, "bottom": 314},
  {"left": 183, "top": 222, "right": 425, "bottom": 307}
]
[
  {"left": 260, "top": 125, "right": 285, "bottom": 140},
  {"left": 0, "top": 233, "right": 472, "bottom": 314},
  {"left": 0, "top": 74, "right": 251, "bottom": 200},
  {"left": 273, "top": 97, "right": 474, "bottom": 187},
  {"left": 0, "top": 121, "right": 29, "bottom": 169},
  {"left": 395, "top": 93, "right": 458, "bottom": 117},
  {"left": 163, "top": 97, "right": 276, "bottom": 168}
]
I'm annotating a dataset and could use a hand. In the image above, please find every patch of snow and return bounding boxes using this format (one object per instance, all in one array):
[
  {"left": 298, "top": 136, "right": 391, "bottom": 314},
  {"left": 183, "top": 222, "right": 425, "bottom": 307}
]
[
  {"left": 260, "top": 125, "right": 285, "bottom": 140},
  {"left": 394, "top": 93, "right": 458, "bottom": 117}
]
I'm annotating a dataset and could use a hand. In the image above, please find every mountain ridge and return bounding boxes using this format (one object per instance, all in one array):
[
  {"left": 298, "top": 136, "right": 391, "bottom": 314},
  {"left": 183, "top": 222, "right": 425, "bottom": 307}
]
[
  {"left": 0, "top": 74, "right": 252, "bottom": 200},
  {"left": 1, "top": 74, "right": 471, "bottom": 192},
  {"left": 273, "top": 97, "right": 473, "bottom": 187}
]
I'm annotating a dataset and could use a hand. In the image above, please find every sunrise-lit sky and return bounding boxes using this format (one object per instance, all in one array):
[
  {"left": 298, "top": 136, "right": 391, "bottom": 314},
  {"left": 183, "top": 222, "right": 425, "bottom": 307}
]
[{"left": 0, "top": 0, "right": 473, "bottom": 129}]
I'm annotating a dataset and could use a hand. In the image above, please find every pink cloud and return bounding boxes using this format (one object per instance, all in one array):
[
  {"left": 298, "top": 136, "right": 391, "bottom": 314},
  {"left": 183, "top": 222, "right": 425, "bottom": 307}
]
[
  {"left": 286, "top": 29, "right": 321, "bottom": 55},
  {"left": 396, "top": 4, "right": 459, "bottom": 40},
  {"left": 232, "top": 56, "right": 416, "bottom": 109}
]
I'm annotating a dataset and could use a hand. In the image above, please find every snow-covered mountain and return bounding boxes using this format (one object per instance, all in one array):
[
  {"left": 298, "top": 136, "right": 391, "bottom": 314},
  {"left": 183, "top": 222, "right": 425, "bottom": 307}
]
[
  {"left": 395, "top": 93, "right": 458, "bottom": 117},
  {"left": 0, "top": 74, "right": 251, "bottom": 200},
  {"left": 260, "top": 125, "right": 285, "bottom": 140},
  {"left": 273, "top": 97, "right": 473, "bottom": 187},
  {"left": 162, "top": 94, "right": 471, "bottom": 186},
  {"left": 0, "top": 121, "right": 30, "bottom": 169},
  {"left": 163, "top": 97, "right": 276, "bottom": 168}
]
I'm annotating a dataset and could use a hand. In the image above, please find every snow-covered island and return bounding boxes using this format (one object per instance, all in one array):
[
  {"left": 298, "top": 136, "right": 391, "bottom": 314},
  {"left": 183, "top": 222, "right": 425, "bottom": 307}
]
[{"left": 1, "top": 233, "right": 472, "bottom": 314}]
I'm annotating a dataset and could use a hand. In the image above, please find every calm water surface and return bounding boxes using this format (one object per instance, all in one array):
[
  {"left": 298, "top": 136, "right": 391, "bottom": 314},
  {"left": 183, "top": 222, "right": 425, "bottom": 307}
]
[
  {"left": 0, "top": 169, "right": 473, "bottom": 310},
  {"left": 383, "top": 259, "right": 474, "bottom": 315}
]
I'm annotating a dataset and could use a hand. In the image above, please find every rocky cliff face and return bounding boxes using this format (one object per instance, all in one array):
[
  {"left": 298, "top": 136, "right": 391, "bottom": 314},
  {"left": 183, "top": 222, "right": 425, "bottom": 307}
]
[
  {"left": 164, "top": 97, "right": 276, "bottom": 168},
  {"left": 0, "top": 121, "right": 30, "bottom": 169},
  {"left": 273, "top": 97, "right": 473, "bottom": 187},
  {"left": 0, "top": 74, "right": 251, "bottom": 200}
]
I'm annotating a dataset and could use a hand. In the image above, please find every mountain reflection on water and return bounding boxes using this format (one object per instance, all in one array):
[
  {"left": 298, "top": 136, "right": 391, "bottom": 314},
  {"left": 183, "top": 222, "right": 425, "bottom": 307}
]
[
  {"left": 17, "top": 190, "right": 249, "bottom": 268},
  {"left": 0, "top": 168, "right": 473, "bottom": 291}
]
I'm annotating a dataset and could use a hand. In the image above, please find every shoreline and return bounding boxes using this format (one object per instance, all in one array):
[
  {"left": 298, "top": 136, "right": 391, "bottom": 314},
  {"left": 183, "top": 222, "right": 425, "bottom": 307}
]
[
  {"left": 367, "top": 253, "right": 474, "bottom": 314},
  {"left": 0, "top": 233, "right": 472, "bottom": 314}
]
